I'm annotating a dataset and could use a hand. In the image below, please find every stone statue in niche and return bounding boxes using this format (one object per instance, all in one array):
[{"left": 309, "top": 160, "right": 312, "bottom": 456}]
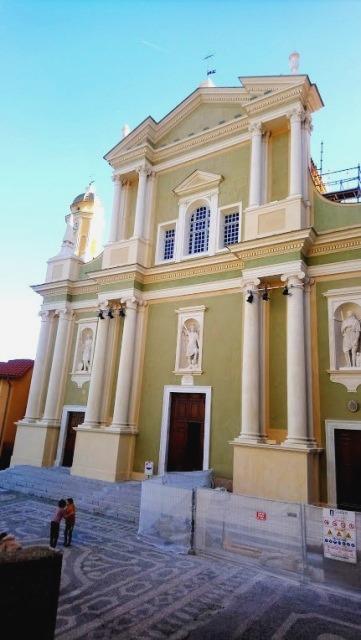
[
  {"left": 76, "top": 329, "right": 93, "bottom": 372},
  {"left": 341, "top": 311, "right": 360, "bottom": 367},
  {"left": 182, "top": 321, "right": 199, "bottom": 368}
]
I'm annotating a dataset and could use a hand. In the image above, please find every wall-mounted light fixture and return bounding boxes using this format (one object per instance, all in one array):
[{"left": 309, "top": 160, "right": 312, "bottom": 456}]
[
  {"left": 246, "top": 291, "right": 254, "bottom": 303},
  {"left": 119, "top": 305, "right": 126, "bottom": 318},
  {"left": 98, "top": 310, "right": 104, "bottom": 320},
  {"left": 107, "top": 309, "right": 114, "bottom": 319}
]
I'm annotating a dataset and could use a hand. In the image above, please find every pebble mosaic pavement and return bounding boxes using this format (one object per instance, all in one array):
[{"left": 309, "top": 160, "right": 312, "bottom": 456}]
[{"left": 1, "top": 488, "right": 361, "bottom": 639}]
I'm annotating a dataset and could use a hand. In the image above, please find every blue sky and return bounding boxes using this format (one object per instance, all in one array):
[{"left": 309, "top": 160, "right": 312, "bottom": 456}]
[{"left": 0, "top": 0, "right": 360, "bottom": 360}]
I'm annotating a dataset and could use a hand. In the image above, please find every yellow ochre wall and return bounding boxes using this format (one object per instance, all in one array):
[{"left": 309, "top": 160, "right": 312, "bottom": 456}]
[{"left": 0, "top": 368, "right": 33, "bottom": 468}]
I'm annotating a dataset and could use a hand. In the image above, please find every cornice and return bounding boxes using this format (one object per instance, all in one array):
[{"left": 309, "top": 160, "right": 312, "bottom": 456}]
[
  {"left": 111, "top": 116, "right": 249, "bottom": 170},
  {"left": 308, "top": 225, "right": 361, "bottom": 257}
]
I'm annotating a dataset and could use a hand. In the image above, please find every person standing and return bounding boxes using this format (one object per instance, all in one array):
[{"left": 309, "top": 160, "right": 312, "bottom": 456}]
[
  {"left": 64, "top": 498, "right": 76, "bottom": 547},
  {"left": 49, "top": 499, "right": 66, "bottom": 549}
]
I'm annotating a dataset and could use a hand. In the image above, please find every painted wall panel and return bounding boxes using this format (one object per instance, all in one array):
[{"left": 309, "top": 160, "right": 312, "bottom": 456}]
[{"left": 135, "top": 292, "right": 242, "bottom": 478}]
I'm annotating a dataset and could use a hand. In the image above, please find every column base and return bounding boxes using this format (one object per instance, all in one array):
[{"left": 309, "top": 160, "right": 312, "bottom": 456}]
[
  {"left": 231, "top": 440, "right": 322, "bottom": 503},
  {"left": 282, "top": 437, "right": 318, "bottom": 450},
  {"left": 234, "top": 433, "right": 268, "bottom": 444},
  {"left": 71, "top": 426, "right": 137, "bottom": 482},
  {"left": 11, "top": 420, "right": 60, "bottom": 468}
]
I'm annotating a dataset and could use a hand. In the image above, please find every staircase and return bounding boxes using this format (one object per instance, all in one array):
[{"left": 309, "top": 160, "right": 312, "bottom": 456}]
[{"left": 0, "top": 466, "right": 141, "bottom": 524}]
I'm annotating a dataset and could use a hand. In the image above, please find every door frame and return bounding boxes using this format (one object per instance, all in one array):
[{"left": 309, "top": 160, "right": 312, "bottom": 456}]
[
  {"left": 55, "top": 405, "right": 86, "bottom": 466},
  {"left": 326, "top": 419, "right": 361, "bottom": 505},
  {"left": 158, "top": 385, "right": 211, "bottom": 475}
]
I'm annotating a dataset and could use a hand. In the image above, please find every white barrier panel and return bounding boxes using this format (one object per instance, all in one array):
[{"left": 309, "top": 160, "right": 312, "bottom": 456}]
[
  {"left": 195, "top": 489, "right": 304, "bottom": 576},
  {"left": 137, "top": 478, "right": 193, "bottom": 553},
  {"left": 305, "top": 505, "right": 361, "bottom": 590}
]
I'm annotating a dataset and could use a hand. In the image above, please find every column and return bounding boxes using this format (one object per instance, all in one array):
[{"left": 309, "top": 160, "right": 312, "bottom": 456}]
[
  {"left": 83, "top": 312, "right": 110, "bottom": 427},
  {"left": 108, "top": 176, "right": 122, "bottom": 242},
  {"left": 302, "top": 112, "right": 312, "bottom": 201},
  {"left": 281, "top": 273, "right": 316, "bottom": 447},
  {"left": 119, "top": 179, "right": 131, "bottom": 241},
  {"left": 248, "top": 122, "right": 263, "bottom": 208},
  {"left": 261, "top": 131, "right": 270, "bottom": 205},
  {"left": 110, "top": 299, "right": 138, "bottom": 430},
  {"left": 42, "top": 309, "right": 74, "bottom": 425},
  {"left": 239, "top": 280, "right": 265, "bottom": 442},
  {"left": 288, "top": 107, "right": 304, "bottom": 197},
  {"left": 23, "top": 311, "right": 55, "bottom": 421},
  {"left": 143, "top": 172, "right": 156, "bottom": 241},
  {"left": 133, "top": 167, "right": 148, "bottom": 238}
]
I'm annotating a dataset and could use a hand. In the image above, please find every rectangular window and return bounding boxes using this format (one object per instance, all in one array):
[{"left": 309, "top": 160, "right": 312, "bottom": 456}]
[
  {"left": 223, "top": 212, "right": 239, "bottom": 246},
  {"left": 163, "top": 227, "right": 175, "bottom": 260}
]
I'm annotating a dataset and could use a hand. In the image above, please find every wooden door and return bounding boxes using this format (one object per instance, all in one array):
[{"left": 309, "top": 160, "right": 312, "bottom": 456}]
[
  {"left": 167, "top": 393, "right": 205, "bottom": 472},
  {"left": 62, "top": 411, "right": 84, "bottom": 467},
  {"left": 335, "top": 428, "right": 361, "bottom": 511}
]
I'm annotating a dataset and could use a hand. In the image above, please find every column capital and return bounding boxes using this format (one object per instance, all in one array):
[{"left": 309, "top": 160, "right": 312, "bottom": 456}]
[
  {"left": 112, "top": 174, "right": 122, "bottom": 183},
  {"left": 242, "top": 278, "right": 260, "bottom": 293},
  {"left": 287, "top": 106, "right": 306, "bottom": 124},
  {"left": 281, "top": 271, "right": 305, "bottom": 287},
  {"left": 121, "top": 297, "right": 139, "bottom": 311},
  {"left": 136, "top": 165, "right": 152, "bottom": 177},
  {"left": 249, "top": 121, "right": 263, "bottom": 136},
  {"left": 55, "top": 308, "right": 75, "bottom": 320},
  {"left": 39, "top": 310, "right": 51, "bottom": 321}
]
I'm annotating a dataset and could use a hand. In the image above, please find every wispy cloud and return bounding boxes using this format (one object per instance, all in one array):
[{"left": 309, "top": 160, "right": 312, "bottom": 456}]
[{"left": 139, "top": 40, "right": 169, "bottom": 54}]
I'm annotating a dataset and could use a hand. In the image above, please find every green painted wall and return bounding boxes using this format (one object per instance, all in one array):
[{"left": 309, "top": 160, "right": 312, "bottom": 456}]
[
  {"left": 313, "top": 189, "right": 361, "bottom": 232},
  {"left": 269, "top": 131, "right": 289, "bottom": 202},
  {"left": 316, "top": 276, "right": 361, "bottom": 501},
  {"left": 79, "top": 253, "right": 103, "bottom": 280},
  {"left": 268, "top": 289, "right": 287, "bottom": 431},
  {"left": 63, "top": 322, "right": 89, "bottom": 406},
  {"left": 135, "top": 292, "right": 242, "bottom": 478},
  {"left": 152, "top": 145, "right": 250, "bottom": 260},
  {"left": 157, "top": 104, "right": 245, "bottom": 147}
]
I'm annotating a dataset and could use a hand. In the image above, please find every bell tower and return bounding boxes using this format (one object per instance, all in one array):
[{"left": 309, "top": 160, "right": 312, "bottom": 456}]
[{"left": 45, "top": 182, "right": 104, "bottom": 283}]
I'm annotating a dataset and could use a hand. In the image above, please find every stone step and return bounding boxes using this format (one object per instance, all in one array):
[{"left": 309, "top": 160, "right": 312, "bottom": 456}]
[{"left": 0, "top": 466, "right": 141, "bottom": 524}]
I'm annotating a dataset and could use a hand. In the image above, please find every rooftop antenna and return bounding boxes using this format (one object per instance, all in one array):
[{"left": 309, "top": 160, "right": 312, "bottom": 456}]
[
  {"left": 320, "top": 141, "right": 324, "bottom": 174},
  {"left": 288, "top": 51, "right": 300, "bottom": 74}
]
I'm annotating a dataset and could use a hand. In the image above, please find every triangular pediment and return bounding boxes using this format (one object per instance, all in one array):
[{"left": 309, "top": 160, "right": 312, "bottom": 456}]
[{"left": 174, "top": 170, "right": 223, "bottom": 196}]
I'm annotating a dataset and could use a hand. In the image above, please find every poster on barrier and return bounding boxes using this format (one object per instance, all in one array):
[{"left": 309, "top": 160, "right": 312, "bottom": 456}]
[{"left": 323, "top": 508, "right": 356, "bottom": 564}]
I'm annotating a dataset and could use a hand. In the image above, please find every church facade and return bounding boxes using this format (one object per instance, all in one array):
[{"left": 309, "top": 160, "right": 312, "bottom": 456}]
[{"left": 12, "top": 71, "right": 361, "bottom": 508}]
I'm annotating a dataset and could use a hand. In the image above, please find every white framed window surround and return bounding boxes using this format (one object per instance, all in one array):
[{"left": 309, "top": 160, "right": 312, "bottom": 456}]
[
  {"left": 216, "top": 202, "right": 242, "bottom": 251},
  {"left": 326, "top": 420, "right": 361, "bottom": 505},
  {"left": 71, "top": 318, "right": 97, "bottom": 388},
  {"left": 55, "top": 404, "right": 86, "bottom": 466},
  {"left": 155, "top": 219, "right": 178, "bottom": 264},
  {"left": 324, "top": 287, "right": 361, "bottom": 392},
  {"left": 158, "top": 385, "right": 212, "bottom": 475}
]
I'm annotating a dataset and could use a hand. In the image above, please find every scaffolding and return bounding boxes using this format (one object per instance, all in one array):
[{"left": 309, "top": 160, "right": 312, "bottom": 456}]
[{"left": 311, "top": 159, "right": 361, "bottom": 203}]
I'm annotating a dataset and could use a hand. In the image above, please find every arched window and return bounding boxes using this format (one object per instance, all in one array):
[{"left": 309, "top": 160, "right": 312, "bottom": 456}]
[{"left": 188, "top": 206, "right": 210, "bottom": 255}]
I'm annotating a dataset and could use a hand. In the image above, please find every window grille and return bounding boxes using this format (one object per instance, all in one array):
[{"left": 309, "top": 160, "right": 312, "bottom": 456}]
[
  {"left": 163, "top": 227, "right": 175, "bottom": 260},
  {"left": 188, "top": 206, "right": 210, "bottom": 255},
  {"left": 223, "top": 211, "right": 239, "bottom": 246}
]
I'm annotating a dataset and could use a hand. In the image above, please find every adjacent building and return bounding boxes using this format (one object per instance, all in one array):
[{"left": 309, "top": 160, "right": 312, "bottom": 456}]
[
  {"left": 12, "top": 70, "right": 361, "bottom": 509},
  {"left": 0, "top": 359, "right": 33, "bottom": 468}
]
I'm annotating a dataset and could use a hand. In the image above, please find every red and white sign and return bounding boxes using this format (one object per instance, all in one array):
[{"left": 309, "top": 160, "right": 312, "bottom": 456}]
[
  {"left": 256, "top": 511, "right": 267, "bottom": 521},
  {"left": 323, "top": 507, "right": 357, "bottom": 564}
]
